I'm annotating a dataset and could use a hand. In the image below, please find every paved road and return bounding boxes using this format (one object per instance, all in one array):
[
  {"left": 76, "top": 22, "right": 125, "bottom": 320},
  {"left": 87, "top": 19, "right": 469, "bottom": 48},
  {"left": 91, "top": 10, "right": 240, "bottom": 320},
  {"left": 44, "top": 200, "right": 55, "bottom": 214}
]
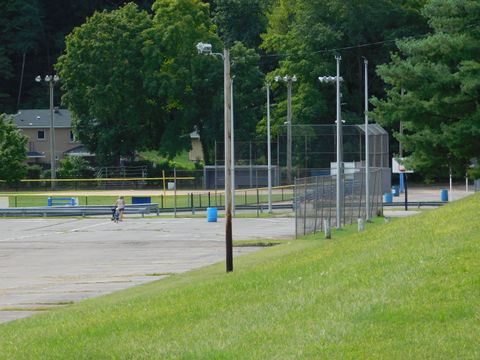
[
  {"left": 389, "top": 185, "right": 473, "bottom": 203},
  {"left": 0, "top": 217, "right": 294, "bottom": 324}
]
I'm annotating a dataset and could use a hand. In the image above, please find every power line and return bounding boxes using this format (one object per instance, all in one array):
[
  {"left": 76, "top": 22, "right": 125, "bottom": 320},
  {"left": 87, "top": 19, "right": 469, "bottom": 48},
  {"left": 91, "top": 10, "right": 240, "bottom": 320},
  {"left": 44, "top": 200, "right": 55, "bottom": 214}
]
[
  {"left": 260, "top": 32, "right": 431, "bottom": 59},
  {"left": 261, "top": 19, "right": 480, "bottom": 59}
]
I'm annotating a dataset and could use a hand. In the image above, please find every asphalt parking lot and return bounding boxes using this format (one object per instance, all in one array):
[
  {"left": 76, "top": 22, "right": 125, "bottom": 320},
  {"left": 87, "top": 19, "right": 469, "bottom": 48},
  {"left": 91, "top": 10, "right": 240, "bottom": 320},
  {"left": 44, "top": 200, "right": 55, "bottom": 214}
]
[{"left": 0, "top": 216, "right": 294, "bottom": 324}]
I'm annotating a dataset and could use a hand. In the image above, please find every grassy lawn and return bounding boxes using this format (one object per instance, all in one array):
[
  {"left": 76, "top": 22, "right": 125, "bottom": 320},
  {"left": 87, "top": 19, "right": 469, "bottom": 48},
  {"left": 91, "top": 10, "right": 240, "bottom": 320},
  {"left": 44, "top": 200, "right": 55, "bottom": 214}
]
[
  {"left": 3, "top": 191, "right": 292, "bottom": 208},
  {"left": 0, "top": 195, "right": 479, "bottom": 358}
]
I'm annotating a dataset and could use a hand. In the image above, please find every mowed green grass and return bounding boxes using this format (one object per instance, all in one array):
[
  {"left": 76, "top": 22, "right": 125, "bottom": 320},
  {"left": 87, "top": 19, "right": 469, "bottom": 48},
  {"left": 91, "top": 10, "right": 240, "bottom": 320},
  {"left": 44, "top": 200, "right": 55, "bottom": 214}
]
[
  {"left": 4, "top": 192, "right": 291, "bottom": 208},
  {"left": 0, "top": 195, "right": 479, "bottom": 358}
]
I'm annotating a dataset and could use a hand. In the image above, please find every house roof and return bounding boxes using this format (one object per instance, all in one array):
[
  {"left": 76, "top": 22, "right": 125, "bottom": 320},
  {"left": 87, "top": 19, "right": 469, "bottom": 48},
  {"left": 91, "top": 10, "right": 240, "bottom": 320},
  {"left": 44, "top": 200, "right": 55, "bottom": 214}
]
[
  {"left": 27, "top": 151, "right": 46, "bottom": 158},
  {"left": 64, "top": 145, "right": 94, "bottom": 157},
  {"left": 11, "top": 109, "right": 72, "bottom": 129}
]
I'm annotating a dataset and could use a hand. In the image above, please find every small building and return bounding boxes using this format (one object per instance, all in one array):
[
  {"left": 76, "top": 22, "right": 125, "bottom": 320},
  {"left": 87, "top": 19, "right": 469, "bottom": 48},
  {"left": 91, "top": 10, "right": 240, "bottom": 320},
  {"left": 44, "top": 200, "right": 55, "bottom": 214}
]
[
  {"left": 189, "top": 130, "right": 204, "bottom": 162},
  {"left": 10, "top": 109, "right": 93, "bottom": 166}
]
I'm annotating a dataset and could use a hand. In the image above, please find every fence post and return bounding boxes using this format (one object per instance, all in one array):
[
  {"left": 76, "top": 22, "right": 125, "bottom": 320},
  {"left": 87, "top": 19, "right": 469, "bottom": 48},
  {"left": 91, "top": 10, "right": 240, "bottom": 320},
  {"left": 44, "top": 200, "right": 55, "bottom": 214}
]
[
  {"left": 303, "top": 178, "right": 307, "bottom": 236},
  {"left": 314, "top": 177, "right": 319, "bottom": 234},
  {"left": 324, "top": 218, "right": 331, "bottom": 239},
  {"left": 256, "top": 188, "right": 260, "bottom": 218},
  {"left": 173, "top": 168, "right": 177, "bottom": 218},
  {"left": 294, "top": 179, "right": 298, "bottom": 238},
  {"left": 358, "top": 218, "right": 365, "bottom": 232},
  {"left": 358, "top": 168, "right": 364, "bottom": 219},
  {"left": 199, "top": 193, "right": 202, "bottom": 208}
]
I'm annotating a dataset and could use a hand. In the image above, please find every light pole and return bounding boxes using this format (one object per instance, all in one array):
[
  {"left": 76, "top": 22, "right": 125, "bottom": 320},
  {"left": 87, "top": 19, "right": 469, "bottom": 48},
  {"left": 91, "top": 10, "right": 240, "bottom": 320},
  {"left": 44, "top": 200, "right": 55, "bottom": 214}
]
[
  {"left": 319, "top": 55, "right": 343, "bottom": 228},
  {"left": 231, "top": 76, "right": 235, "bottom": 216},
  {"left": 266, "top": 82, "right": 272, "bottom": 213},
  {"left": 399, "top": 88, "right": 405, "bottom": 193},
  {"left": 274, "top": 75, "right": 297, "bottom": 184},
  {"left": 196, "top": 42, "right": 233, "bottom": 272},
  {"left": 35, "top": 74, "right": 59, "bottom": 190},
  {"left": 364, "top": 58, "right": 370, "bottom": 220}
]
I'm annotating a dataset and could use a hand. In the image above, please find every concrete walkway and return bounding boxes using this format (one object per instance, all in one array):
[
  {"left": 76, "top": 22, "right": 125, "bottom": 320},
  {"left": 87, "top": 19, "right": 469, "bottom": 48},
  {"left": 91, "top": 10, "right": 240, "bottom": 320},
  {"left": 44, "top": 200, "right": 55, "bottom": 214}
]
[{"left": 0, "top": 217, "right": 294, "bottom": 324}]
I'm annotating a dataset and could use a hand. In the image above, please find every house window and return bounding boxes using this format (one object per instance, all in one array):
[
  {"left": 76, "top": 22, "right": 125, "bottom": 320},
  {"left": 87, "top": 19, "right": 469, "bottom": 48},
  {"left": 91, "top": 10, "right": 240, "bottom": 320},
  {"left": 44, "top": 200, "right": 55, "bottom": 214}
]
[
  {"left": 69, "top": 130, "right": 76, "bottom": 142},
  {"left": 37, "top": 130, "right": 45, "bottom": 140}
]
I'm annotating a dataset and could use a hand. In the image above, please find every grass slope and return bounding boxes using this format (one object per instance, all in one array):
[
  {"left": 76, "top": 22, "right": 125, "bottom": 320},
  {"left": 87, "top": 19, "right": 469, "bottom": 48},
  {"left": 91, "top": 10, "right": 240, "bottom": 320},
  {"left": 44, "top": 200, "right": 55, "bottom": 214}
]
[{"left": 1, "top": 195, "right": 479, "bottom": 359}]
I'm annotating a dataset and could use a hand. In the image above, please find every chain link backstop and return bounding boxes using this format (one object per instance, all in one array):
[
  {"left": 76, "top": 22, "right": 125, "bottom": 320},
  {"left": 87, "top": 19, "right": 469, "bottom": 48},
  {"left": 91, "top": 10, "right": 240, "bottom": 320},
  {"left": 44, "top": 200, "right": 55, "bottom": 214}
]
[{"left": 295, "top": 168, "right": 383, "bottom": 237}]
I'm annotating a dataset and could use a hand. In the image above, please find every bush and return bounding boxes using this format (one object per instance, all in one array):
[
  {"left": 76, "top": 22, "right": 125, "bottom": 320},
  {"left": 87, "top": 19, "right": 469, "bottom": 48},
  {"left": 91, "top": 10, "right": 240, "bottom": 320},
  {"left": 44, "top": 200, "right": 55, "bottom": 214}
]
[
  {"left": 26, "top": 164, "right": 42, "bottom": 179},
  {"left": 57, "top": 157, "right": 94, "bottom": 179},
  {"left": 467, "top": 166, "right": 480, "bottom": 180}
]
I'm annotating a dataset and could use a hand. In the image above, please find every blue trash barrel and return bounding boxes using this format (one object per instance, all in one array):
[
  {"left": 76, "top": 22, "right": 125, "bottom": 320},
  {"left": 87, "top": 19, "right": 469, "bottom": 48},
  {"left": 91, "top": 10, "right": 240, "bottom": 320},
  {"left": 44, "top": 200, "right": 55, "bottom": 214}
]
[
  {"left": 207, "top": 207, "right": 218, "bottom": 222},
  {"left": 383, "top": 193, "right": 393, "bottom": 203},
  {"left": 392, "top": 186, "right": 400, "bottom": 197},
  {"left": 440, "top": 189, "right": 448, "bottom": 202}
]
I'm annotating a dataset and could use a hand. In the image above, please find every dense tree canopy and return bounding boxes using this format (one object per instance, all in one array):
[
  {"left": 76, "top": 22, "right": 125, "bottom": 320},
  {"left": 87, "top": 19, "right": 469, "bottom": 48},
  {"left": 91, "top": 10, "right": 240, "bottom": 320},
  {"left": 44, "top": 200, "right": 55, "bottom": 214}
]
[
  {"left": 261, "top": 0, "right": 428, "bottom": 136},
  {"left": 372, "top": 0, "right": 480, "bottom": 179},
  {"left": 0, "top": 1, "right": 155, "bottom": 114},
  {"left": 1, "top": 0, "right": 478, "bottom": 180},
  {"left": 213, "top": 0, "right": 271, "bottom": 48},
  {"left": 142, "top": 0, "right": 221, "bottom": 161}
]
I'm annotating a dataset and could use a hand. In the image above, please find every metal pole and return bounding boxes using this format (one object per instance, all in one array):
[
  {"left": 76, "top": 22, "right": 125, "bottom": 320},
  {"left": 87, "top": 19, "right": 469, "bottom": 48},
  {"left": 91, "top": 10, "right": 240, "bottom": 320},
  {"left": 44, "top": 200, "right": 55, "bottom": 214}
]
[
  {"left": 174, "top": 168, "right": 177, "bottom": 218},
  {"left": 224, "top": 48, "right": 233, "bottom": 273},
  {"left": 335, "top": 54, "right": 343, "bottom": 228},
  {"left": 231, "top": 77, "right": 235, "bottom": 216},
  {"left": 49, "top": 80, "right": 56, "bottom": 190},
  {"left": 399, "top": 88, "right": 405, "bottom": 193},
  {"left": 364, "top": 58, "right": 370, "bottom": 220},
  {"left": 287, "top": 80, "right": 292, "bottom": 184},
  {"left": 449, "top": 166, "right": 453, "bottom": 196},
  {"left": 267, "top": 82, "right": 272, "bottom": 213}
]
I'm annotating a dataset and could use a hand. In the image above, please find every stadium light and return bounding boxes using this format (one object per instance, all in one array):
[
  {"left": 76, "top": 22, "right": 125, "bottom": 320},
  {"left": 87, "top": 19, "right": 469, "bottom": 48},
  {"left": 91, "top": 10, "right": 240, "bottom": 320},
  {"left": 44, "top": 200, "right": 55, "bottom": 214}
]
[
  {"left": 35, "top": 74, "right": 60, "bottom": 190},
  {"left": 318, "top": 55, "right": 343, "bottom": 228},
  {"left": 275, "top": 74, "right": 297, "bottom": 184}
]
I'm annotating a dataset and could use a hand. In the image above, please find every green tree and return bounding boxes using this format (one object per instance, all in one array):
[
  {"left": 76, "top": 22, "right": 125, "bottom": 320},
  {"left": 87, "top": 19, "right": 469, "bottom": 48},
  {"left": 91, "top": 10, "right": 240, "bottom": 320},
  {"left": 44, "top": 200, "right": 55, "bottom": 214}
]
[
  {"left": 213, "top": 0, "right": 271, "bottom": 48},
  {"left": 372, "top": 0, "right": 480, "bottom": 179},
  {"left": 230, "top": 42, "right": 265, "bottom": 141},
  {"left": 0, "top": 0, "right": 42, "bottom": 110},
  {"left": 260, "top": 0, "right": 427, "bottom": 135},
  {"left": 142, "top": 0, "right": 222, "bottom": 162},
  {"left": 0, "top": 113, "right": 27, "bottom": 183},
  {"left": 56, "top": 3, "right": 154, "bottom": 164}
]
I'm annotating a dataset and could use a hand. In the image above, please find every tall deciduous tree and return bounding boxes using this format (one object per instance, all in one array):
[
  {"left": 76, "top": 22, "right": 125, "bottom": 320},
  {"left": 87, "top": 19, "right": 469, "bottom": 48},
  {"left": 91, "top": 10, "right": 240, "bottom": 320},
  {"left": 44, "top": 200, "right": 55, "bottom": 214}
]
[
  {"left": 0, "top": 113, "right": 27, "bottom": 183},
  {"left": 0, "top": 0, "right": 42, "bottom": 110},
  {"left": 230, "top": 42, "right": 264, "bottom": 141},
  {"left": 143, "top": 0, "right": 222, "bottom": 161},
  {"left": 56, "top": 3, "right": 154, "bottom": 164},
  {"left": 372, "top": 0, "right": 480, "bottom": 179},
  {"left": 261, "top": 0, "right": 427, "bottom": 134},
  {"left": 213, "top": 0, "right": 271, "bottom": 48}
]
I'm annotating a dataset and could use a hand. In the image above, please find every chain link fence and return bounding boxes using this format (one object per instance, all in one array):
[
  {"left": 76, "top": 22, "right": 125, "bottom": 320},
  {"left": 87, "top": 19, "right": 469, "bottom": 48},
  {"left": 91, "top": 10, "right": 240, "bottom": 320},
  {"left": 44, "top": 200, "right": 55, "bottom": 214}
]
[{"left": 295, "top": 168, "right": 383, "bottom": 237}]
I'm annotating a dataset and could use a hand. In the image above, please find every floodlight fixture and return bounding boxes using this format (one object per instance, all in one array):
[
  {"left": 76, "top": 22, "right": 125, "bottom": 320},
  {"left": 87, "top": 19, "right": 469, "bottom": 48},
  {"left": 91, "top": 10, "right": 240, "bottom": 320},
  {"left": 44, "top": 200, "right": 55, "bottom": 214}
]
[{"left": 196, "top": 42, "right": 212, "bottom": 55}]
